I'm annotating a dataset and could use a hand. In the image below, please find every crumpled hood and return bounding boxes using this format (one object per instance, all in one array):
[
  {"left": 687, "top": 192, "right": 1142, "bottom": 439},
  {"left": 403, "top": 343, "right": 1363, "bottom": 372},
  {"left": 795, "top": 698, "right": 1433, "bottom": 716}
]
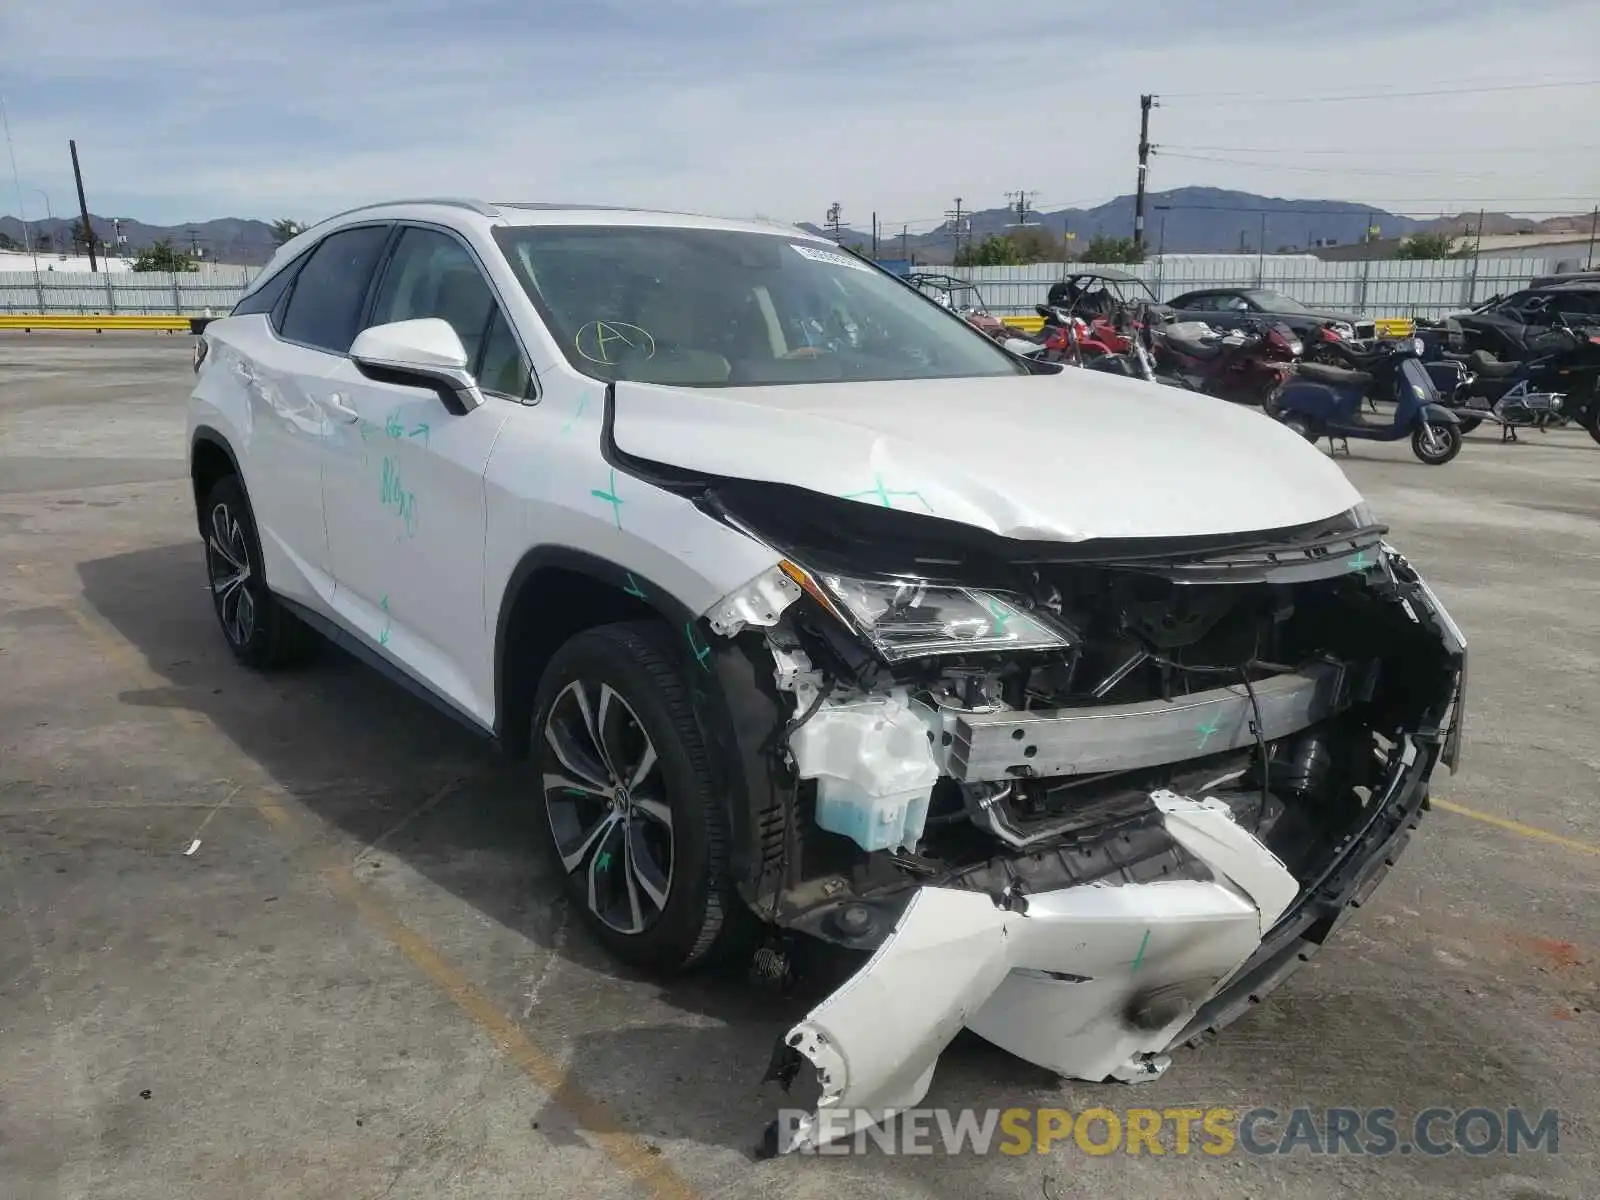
[{"left": 610, "top": 370, "right": 1362, "bottom": 542}]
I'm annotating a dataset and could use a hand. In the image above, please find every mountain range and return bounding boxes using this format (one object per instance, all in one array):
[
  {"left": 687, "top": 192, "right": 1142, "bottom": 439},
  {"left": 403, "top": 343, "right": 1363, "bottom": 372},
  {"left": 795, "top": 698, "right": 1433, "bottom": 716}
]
[
  {"left": 797, "top": 187, "right": 1587, "bottom": 262},
  {"left": 0, "top": 214, "right": 282, "bottom": 266},
  {"left": 1, "top": 188, "right": 1587, "bottom": 266}
]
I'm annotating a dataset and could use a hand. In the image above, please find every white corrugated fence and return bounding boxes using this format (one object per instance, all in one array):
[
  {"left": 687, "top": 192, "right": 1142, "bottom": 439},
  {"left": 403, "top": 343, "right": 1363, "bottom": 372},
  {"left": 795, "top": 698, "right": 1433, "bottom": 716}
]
[
  {"left": 0, "top": 255, "right": 1566, "bottom": 319},
  {"left": 945, "top": 256, "right": 1560, "bottom": 318}
]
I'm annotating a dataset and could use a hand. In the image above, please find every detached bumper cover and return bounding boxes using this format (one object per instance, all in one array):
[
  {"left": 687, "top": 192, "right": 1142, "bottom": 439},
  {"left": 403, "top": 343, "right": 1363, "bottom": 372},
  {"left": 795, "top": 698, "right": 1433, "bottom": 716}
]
[{"left": 769, "top": 791, "right": 1305, "bottom": 1153}]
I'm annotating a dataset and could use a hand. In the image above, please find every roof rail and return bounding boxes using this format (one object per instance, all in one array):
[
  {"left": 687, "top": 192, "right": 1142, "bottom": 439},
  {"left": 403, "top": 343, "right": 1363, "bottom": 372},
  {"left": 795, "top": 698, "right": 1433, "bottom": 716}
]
[{"left": 313, "top": 197, "right": 500, "bottom": 227}]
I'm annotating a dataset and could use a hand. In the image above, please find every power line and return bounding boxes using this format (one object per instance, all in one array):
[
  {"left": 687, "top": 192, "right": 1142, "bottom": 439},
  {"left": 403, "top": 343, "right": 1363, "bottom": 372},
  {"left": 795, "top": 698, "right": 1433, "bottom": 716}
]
[
  {"left": 1160, "top": 78, "right": 1600, "bottom": 104},
  {"left": 1154, "top": 150, "right": 1577, "bottom": 179},
  {"left": 1162, "top": 142, "right": 1600, "bottom": 157},
  {"left": 1137, "top": 202, "right": 1583, "bottom": 215}
]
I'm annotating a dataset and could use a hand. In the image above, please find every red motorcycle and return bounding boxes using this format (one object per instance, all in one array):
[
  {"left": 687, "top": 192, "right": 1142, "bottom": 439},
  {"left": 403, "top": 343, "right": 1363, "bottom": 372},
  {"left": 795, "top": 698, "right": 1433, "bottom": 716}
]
[
  {"left": 1017, "top": 305, "right": 1126, "bottom": 363},
  {"left": 1150, "top": 318, "right": 1302, "bottom": 409}
]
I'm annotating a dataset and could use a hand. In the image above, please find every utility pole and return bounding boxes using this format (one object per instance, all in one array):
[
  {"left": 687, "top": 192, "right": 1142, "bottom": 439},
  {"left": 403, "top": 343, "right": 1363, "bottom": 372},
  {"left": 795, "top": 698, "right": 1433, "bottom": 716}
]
[
  {"left": 1587, "top": 206, "right": 1597, "bottom": 269},
  {"left": 944, "top": 197, "right": 967, "bottom": 262},
  {"left": 1133, "top": 94, "right": 1157, "bottom": 254},
  {"left": 871, "top": 211, "right": 878, "bottom": 259},
  {"left": 69, "top": 138, "right": 97, "bottom": 272},
  {"left": 1005, "top": 189, "right": 1037, "bottom": 229},
  {"left": 825, "top": 202, "right": 843, "bottom": 243},
  {"left": 1257, "top": 210, "right": 1267, "bottom": 287},
  {"left": 901, "top": 224, "right": 909, "bottom": 265},
  {"left": 1465, "top": 207, "right": 1485, "bottom": 306}
]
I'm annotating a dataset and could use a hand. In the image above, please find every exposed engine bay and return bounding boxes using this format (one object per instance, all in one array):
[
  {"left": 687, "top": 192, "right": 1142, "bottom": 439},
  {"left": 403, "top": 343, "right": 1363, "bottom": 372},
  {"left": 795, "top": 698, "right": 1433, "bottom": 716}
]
[{"left": 691, "top": 480, "right": 1467, "bottom": 1154}]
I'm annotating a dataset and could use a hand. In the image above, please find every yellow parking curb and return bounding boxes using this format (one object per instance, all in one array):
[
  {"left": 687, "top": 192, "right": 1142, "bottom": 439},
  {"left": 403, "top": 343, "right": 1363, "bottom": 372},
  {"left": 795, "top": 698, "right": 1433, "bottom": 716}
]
[{"left": 0, "top": 314, "right": 192, "bottom": 332}]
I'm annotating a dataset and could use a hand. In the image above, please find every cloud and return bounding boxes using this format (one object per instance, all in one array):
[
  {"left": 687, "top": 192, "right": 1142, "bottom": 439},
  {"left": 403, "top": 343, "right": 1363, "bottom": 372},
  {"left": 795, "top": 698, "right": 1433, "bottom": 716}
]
[{"left": 2, "top": 0, "right": 1597, "bottom": 226}]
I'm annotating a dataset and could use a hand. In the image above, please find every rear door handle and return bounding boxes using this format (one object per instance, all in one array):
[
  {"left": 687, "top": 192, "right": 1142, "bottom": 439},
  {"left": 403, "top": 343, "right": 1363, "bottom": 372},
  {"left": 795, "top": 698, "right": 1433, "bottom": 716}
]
[{"left": 324, "top": 394, "right": 361, "bottom": 424}]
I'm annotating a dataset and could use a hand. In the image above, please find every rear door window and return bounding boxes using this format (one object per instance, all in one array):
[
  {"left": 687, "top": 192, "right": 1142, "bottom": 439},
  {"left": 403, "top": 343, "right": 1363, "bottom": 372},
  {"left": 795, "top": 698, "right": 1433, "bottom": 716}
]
[{"left": 278, "top": 225, "right": 392, "bottom": 353}]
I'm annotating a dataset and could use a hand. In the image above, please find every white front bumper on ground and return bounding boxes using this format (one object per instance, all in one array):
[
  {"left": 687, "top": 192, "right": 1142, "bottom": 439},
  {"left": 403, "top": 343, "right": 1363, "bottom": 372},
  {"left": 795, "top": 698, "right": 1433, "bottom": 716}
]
[{"left": 773, "top": 791, "right": 1303, "bottom": 1153}]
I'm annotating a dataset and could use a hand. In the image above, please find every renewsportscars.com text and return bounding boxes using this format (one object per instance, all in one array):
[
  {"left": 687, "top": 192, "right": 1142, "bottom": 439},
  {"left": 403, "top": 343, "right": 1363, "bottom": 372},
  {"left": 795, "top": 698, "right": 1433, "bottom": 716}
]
[{"left": 779, "top": 1106, "right": 1562, "bottom": 1157}]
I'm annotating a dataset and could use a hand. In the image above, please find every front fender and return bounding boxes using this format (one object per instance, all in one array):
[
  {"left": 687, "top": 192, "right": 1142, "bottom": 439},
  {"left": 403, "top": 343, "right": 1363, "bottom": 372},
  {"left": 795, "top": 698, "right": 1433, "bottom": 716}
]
[{"left": 1417, "top": 403, "right": 1460, "bottom": 426}]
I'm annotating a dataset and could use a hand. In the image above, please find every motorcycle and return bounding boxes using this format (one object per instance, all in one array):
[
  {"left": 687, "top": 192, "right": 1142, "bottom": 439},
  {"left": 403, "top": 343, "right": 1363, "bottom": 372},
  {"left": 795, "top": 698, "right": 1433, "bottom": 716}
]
[
  {"left": 1077, "top": 309, "right": 1204, "bottom": 391},
  {"left": 1438, "top": 318, "right": 1600, "bottom": 444},
  {"left": 1149, "top": 316, "right": 1302, "bottom": 408},
  {"left": 1275, "top": 339, "right": 1463, "bottom": 465},
  {"left": 1008, "top": 305, "right": 1122, "bottom": 364}
]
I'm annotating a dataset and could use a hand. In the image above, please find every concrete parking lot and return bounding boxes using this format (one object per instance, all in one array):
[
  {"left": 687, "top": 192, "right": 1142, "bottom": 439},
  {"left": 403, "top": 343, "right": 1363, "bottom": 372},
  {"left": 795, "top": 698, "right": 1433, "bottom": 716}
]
[{"left": 2, "top": 332, "right": 1596, "bottom": 1200}]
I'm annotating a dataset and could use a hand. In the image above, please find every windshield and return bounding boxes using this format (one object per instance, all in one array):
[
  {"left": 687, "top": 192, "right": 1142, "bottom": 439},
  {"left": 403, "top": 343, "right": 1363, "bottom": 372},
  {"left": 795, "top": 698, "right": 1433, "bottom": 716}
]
[
  {"left": 1249, "top": 291, "right": 1312, "bottom": 314},
  {"left": 491, "top": 225, "right": 1026, "bottom": 387}
]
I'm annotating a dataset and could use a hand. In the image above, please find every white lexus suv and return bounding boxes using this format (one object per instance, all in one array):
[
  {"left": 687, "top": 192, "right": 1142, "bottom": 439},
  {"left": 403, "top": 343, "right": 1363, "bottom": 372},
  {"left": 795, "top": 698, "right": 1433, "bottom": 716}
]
[{"left": 188, "top": 198, "right": 1466, "bottom": 1152}]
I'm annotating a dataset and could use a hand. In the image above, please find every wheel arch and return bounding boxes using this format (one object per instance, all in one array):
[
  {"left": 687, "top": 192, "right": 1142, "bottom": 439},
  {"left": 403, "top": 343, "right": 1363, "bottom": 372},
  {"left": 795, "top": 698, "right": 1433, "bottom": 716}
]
[
  {"left": 494, "top": 547, "right": 705, "bottom": 753},
  {"left": 190, "top": 425, "right": 244, "bottom": 530},
  {"left": 492, "top": 546, "right": 784, "bottom": 907}
]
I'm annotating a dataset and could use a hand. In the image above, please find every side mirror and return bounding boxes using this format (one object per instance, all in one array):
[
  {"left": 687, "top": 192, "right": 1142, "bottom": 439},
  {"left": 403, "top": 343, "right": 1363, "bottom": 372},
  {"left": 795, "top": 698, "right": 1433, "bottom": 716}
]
[{"left": 349, "top": 318, "right": 484, "bottom": 415}]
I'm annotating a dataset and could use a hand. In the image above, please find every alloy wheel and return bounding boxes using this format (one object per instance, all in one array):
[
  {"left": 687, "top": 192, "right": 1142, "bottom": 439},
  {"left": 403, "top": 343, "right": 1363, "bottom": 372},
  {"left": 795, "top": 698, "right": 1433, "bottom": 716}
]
[
  {"left": 541, "top": 679, "right": 673, "bottom": 935},
  {"left": 206, "top": 502, "right": 256, "bottom": 646}
]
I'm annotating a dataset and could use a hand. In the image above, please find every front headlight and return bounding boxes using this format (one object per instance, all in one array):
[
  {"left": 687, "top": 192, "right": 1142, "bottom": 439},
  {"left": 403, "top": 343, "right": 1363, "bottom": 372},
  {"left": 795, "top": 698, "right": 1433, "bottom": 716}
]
[
  {"left": 783, "top": 563, "right": 1071, "bottom": 662},
  {"left": 1287, "top": 338, "right": 1303, "bottom": 356},
  {"left": 1412, "top": 337, "right": 1426, "bottom": 357}
]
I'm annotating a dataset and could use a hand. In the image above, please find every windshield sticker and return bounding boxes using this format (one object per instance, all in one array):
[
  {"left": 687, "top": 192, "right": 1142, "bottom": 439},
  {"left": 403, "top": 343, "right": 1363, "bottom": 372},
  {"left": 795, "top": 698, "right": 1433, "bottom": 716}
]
[
  {"left": 575, "top": 320, "right": 656, "bottom": 365},
  {"left": 790, "top": 243, "right": 872, "bottom": 273}
]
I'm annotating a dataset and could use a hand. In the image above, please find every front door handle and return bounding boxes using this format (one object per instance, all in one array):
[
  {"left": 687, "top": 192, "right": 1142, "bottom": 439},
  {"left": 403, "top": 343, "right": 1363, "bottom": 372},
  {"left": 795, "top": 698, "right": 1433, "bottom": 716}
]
[{"left": 324, "top": 393, "right": 361, "bottom": 424}]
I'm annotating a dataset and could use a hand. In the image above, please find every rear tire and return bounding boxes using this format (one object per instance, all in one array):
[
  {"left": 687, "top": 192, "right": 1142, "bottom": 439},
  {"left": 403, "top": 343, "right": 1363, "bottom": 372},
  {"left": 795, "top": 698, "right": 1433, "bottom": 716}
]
[
  {"left": 1411, "top": 421, "right": 1462, "bottom": 465},
  {"left": 529, "top": 621, "right": 745, "bottom": 974},
  {"left": 201, "top": 474, "right": 318, "bottom": 669},
  {"left": 1261, "top": 381, "right": 1285, "bottom": 417}
]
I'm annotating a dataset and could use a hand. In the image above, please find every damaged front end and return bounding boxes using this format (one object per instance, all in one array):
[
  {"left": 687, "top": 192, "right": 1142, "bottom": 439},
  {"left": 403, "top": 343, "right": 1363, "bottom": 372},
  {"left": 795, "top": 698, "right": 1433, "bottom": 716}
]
[{"left": 696, "top": 484, "right": 1466, "bottom": 1154}]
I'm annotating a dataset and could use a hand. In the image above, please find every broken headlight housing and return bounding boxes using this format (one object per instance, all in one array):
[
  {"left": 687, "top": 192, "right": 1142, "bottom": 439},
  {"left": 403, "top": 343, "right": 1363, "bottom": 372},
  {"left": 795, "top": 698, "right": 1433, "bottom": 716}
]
[{"left": 784, "top": 564, "right": 1071, "bottom": 663}]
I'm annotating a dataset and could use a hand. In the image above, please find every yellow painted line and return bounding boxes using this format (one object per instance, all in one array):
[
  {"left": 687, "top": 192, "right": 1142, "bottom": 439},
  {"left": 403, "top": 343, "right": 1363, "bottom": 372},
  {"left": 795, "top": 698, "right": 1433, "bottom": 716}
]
[
  {"left": 1434, "top": 798, "right": 1599, "bottom": 857},
  {"left": 0, "top": 314, "right": 190, "bottom": 331},
  {"left": 52, "top": 594, "right": 702, "bottom": 1200}
]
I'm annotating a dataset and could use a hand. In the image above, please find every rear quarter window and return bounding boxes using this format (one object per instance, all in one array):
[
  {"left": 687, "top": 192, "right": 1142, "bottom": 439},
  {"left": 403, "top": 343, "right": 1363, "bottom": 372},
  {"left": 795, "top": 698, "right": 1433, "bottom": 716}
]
[{"left": 230, "top": 250, "right": 311, "bottom": 317}]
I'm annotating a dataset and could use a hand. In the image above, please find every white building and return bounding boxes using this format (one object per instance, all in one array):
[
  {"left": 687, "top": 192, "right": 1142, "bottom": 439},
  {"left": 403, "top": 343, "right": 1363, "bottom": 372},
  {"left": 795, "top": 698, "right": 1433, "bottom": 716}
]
[
  {"left": 0, "top": 248, "right": 134, "bottom": 273},
  {"left": 1458, "top": 232, "right": 1595, "bottom": 270}
]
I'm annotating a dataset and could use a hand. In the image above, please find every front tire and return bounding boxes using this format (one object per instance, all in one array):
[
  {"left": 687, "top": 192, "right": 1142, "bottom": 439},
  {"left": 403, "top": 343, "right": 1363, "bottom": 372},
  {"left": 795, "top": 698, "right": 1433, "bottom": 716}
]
[
  {"left": 530, "top": 622, "right": 741, "bottom": 973},
  {"left": 1411, "top": 421, "right": 1462, "bottom": 465},
  {"left": 201, "top": 474, "right": 317, "bottom": 668}
]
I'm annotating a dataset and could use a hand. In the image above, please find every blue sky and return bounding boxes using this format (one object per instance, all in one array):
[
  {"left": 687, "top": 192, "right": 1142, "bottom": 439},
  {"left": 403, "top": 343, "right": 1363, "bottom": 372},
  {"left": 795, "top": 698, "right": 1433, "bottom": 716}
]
[{"left": 3, "top": 0, "right": 1597, "bottom": 229}]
